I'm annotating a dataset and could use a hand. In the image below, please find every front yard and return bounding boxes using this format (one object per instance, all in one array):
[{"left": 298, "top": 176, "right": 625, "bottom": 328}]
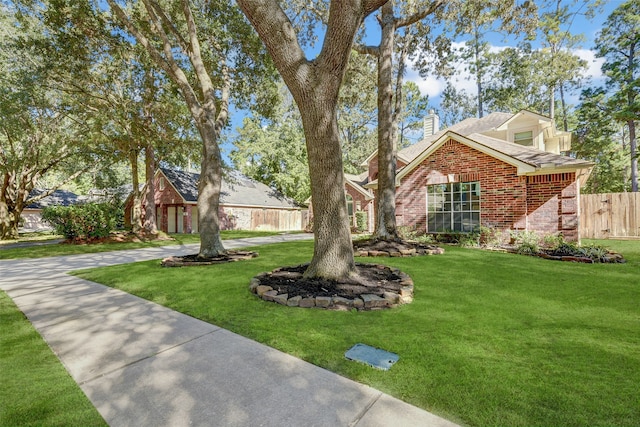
[{"left": 68, "top": 238, "right": 640, "bottom": 426}]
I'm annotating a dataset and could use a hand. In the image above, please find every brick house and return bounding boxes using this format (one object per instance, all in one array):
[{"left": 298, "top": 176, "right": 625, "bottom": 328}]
[
  {"left": 345, "top": 110, "right": 594, "bottom": 242},
  {"left": 124, "top": 168, "right": 306, "bottom": 233}
]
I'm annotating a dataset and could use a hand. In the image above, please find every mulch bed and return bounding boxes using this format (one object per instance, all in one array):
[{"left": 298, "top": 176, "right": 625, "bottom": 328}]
[
  {"left": 161, "top": 250, "right": 258, "bottom": 267},
  {"left": 255, "top": 263, "right": 407, "bottom": 299}
]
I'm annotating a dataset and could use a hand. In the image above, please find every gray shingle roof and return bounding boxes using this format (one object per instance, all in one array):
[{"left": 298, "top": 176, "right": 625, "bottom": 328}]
[
  {"left": 26, "top": 189, "right": 80, "bottom": 209},
  {"left": 466, "top": 132, "right": 592, "bottom": 169},
  {"left": 160, "top": 168, "right": 300, "bottom": 209}
]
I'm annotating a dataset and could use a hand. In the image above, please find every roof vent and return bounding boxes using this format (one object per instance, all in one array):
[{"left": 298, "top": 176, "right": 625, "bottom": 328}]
[{"left": 424, "top": 109, "right": 440, "bottom": 138}]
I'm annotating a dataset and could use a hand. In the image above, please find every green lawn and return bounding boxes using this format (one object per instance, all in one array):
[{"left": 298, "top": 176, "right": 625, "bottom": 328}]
[
  {"left": 0, "top": 230, "right": 283, "bottom": 260},
  {"left": 0, "top": 292, "right": 107, "bottom": 426},
  {"left": 71, "top": 238, "right": 640, "bottom": 427}
]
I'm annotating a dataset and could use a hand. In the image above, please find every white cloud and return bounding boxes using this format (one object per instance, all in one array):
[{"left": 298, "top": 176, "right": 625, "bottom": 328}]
[
  {"left": 574, "top": 48, "right": 605, "bottom": 80},
  {"left": 404, "top": 43, "right": 606, "bottom": 103}
]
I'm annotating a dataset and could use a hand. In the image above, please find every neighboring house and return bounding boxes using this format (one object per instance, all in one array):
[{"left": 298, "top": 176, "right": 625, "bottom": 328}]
[
  {"left": 21, "top": 189, "right": 80, "bottom": 231},
  {"left": 344, "top": 110, "right": 594, "bottom": 242},
  {"left": 124, "top": 167, "right": 307, "bottom": 233}
]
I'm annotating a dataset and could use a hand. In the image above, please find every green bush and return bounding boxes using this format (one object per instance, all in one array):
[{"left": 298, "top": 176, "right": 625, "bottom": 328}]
[
  {"left": 42, "top": 203, "right": 119, "bottom": 241},
  {"left": 511, "top": 230, "right": 541, "bottom": 255},
  {"left": 355, "top": 211, "right": 367, "bottom": 232},
  {"left": 397, "top": 226, "right": 435, "bottom": 244}
]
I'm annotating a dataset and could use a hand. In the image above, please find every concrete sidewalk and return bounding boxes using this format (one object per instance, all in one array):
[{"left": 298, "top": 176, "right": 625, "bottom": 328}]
[{"left": 0, "top": 235, "right": 458, "bottom": 427}]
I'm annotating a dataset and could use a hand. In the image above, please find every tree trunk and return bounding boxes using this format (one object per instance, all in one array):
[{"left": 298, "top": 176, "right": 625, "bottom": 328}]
[
  {"left": 196, "top": 116, "right": 226, "bottom": 258},
  {"left": 629, "top": 119, "right": 638, "bottom": 192},
  {"left": 1, "top": 175, "right": 28, "bottom": 240},
  {"left": 549, "top": 85, "right": 555, "bottom": 119},
  {"left": 0, "top": 200, "right": 17, "bottom": 240},
  {"left": 129, "top": 150, "right": 142, "bottom": 234},
  {"left": 299, "top": 91, "right": 355, "bottom": 280},
  {"left": 143, "top": 144, "right": 158, "bottom": 234},
  {"left": 372, "top": 1, "right": 399, "bottom": 242},
  {"left": 474, "top": 25, "right": 484, "bottom": 118},
  {"left": 559, "top": 83, "right": 569, "bottom": 132},
  {"left": 627, "top": 43, "right": 638, "bottom": 192}
]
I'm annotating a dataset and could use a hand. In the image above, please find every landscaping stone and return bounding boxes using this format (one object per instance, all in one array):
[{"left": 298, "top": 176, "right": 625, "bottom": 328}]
[
  {"left": 256, "top": 285, "right": 273, "bottom": 296},
  {"left": 315, "top": 296, "right": 332, "bottom": 308},
  {"left": 333, "top": 297, "right": 352, "bottom": 307},
  {"left": 299, "top": 298, "right": 315, "bottom": 308},
  {"left": 361, "top": 294, "right": 388, "bottom": 309},
  {"left": 287, "top": 296, "right": 302, "bottom": 307},
  {"left": 262, "top": 290, "right": 278, "bottom": 302},
  {"left": 383, "top": 292, "right": 400, "bottom": 304},
  {"left": 249, "top": 278, "right": 261, "bottom": 292},
  {"left": 273, "top": 293, "right": 289, "bottom": 305}
]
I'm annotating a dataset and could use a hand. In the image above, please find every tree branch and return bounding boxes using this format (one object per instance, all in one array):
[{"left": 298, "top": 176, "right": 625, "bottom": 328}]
[
  {"left": 395, "top": 0, "right": 445, "bottom": 29},
  {"left": 107, "top": 0, "right": 202, "bottom": 118},
  {"left": 353, "top": 43, "right": 380, "bottom": 56}
]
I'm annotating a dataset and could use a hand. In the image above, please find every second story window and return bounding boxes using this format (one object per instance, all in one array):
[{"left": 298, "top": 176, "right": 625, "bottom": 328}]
[{"left": 514, "top": 130, "right": 534, "bottom": 146}]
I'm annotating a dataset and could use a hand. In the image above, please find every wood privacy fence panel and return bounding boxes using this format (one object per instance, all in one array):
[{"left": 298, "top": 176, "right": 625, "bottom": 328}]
[
  {"left": 580, "top": 193, "right": 640, "bottom": 239},
  {"left": 250, "top": 209, "right": 309, "bottom": 231}
]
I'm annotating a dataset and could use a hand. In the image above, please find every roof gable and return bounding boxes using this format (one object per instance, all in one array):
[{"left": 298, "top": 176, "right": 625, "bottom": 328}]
[
  {"left": 344, "top": 173, "right": 373, "bottom": 200},
  {"left": 394, "top": 131, "right": 593, "bottom": 185}
]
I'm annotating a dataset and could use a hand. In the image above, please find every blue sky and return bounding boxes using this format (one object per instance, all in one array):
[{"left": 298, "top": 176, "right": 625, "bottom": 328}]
[
  {"left": 400, "top": 0, "right": 623, "bottom": 108},
  {"left": 223, "top": 1, "right": 626, "bottom": 162}
]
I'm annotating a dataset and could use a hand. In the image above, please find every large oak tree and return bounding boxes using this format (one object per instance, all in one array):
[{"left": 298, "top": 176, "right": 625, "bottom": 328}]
[{"left": 237, "top": 0, "right": 387, "bottom": 280}]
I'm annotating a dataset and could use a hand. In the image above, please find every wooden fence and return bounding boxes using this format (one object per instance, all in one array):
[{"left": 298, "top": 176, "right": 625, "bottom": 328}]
[
  {"left": 580, "top": 192, "right": 640, "bottom": 239},
  {"left": 249, "top": 208, "right": 309, "bottom": 232}
]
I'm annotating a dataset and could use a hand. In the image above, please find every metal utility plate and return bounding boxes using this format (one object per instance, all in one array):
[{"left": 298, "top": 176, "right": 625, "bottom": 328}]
[{"left": 345, "top": 343, "right": 399, "bottom": 370}]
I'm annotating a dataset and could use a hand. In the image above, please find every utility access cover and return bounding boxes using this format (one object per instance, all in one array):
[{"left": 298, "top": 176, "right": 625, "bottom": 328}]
[{"left": 345, "top": 343, "right": 399, "bottom": 370}]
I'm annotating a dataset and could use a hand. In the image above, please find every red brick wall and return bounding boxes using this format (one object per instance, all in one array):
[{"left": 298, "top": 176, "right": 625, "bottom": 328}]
[
  {"left": 526, "top": 173, "right": 578, "bottom": 241},
  {"left": 394, "top": 138, "right": 580, "bottom": 241},
  {"left": 396, "top": 139, "right": 527, "bottom": 233}
]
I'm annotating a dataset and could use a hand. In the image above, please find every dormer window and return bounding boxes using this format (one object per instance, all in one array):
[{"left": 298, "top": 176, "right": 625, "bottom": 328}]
[{"left": 514, "top": 130, "right": 534, "bottom": 147}]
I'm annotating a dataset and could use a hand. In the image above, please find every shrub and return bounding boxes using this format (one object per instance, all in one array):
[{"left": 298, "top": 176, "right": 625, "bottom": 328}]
[
  {"left": 459, "top": 231, "right": 481, "bottom": 247},
  {"left": 511, "top": 230, "right": 540, "bottom": 255},
  {"left": 579, "top": 245, "right": 610, "bottom": 262},
  {"left": 542, "top": 233, "right": 564, "bottom": 249},
  {"left": 355, "top": 211, "right": 367, "bottom": 232},
  {"left": 479, "top": 226, "right": 502, "bottom": 247},
  {"left": 42, "top": 203, "right": 119, "bottom": 241},
  {"left": 398, "top": 226, "right": 435, "bottom": 244}
]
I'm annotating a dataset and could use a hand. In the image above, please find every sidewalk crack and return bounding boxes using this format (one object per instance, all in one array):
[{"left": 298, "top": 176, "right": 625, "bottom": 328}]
[{"left": 349, "top": 392, "right": 382, "bottom": 427}]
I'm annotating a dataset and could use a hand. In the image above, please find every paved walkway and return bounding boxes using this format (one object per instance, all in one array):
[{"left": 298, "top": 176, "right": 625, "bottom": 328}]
[{"left": 0, "top": 235, "right": 458, "bottom": 427}]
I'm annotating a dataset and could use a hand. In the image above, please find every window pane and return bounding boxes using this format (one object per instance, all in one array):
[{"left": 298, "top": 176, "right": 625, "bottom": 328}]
[
  {"left": 514, "top": 130, "right": 533, "bottom": 146},
  {"left": 428, "top": 215, "right": 436, "bottom": 232},
  {"left": 453, "top": 213, "right": 462, "bottom": 231}
]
